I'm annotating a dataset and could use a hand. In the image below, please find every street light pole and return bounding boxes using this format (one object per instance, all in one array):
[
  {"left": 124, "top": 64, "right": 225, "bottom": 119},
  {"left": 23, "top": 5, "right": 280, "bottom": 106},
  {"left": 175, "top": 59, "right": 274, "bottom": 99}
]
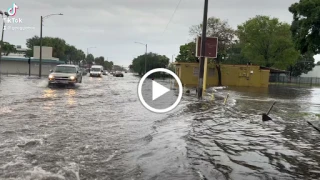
[
  {"left": 39, "top": 13, "right": 63, "bottom": 78},
  {"left": 0, "top": 11, "right": 9, "bottom": 83},
  {"left": 134, "top": 42, "right": 147, "bottom": 74},
  {"left": 145, "top": 44, "right": 147, "bottom": 74},
  {"left": 197, "top": 0, "right": 209, "bottom": 100},
  {"left": 86, "top": 47, "right": 96, "bottom": 67},
  {"left": 86, "top": 47, "right": 96, "bottom": 56}
]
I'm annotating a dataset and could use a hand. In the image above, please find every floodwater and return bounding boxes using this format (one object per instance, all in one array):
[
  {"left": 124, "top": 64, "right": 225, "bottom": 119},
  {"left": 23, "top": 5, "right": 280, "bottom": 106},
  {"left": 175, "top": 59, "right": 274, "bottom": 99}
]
[{"left": 0, "top": 74, "right": 319, "bottom": 180}]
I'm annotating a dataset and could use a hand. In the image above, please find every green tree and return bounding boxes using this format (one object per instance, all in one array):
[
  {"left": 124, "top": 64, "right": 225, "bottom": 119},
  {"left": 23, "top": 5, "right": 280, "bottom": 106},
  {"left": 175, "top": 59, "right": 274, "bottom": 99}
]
[
  {"left": 189, "top": 16, "right": 236, "bottom": 62},
  {"left": 167, "top": 63, "right": 175, "bottom": 73},
  {"left": 287, "top": 52, "right": 315, "bottom": 77},
  {"left": 86, "top": 54, "right": 94, "bottom": 65},
  {"left": 103, "top": 61, "right": 113, "bottom": 70},
  {"left": 237, "top": 15, "right": 299, "bottom": 69},
  {"left": 289, "top": 0, "right": 320, "bottom": 54},
  {"left": 75, "top": 49, "right": 85, "bottom": 65},
  {"left": 131, "top": 52, "right": 170, "bottom": 75},
  {"left": 1, "top": 42, "right": 17, "bottom": 56},
  {"left": 128, "top": 65, "right": 133, "bottom": 72},
  {"left": 94, "top": 56, "right": 105, "bottom": 65},
  {"left": 25, "top": 35, "right": 40, "bottom": 57},
  {"left": 61, "top": 45, "right": 85, "bottom": 65},
  {"left": 26, "top": 36, "right": 67, "bottom": 60},
  {"left": 189, "top": 16, "right": 235, "bottom": 86},
  {"left": 224, "top": 40, "right": 249, "bottom": 65},
  {"left": 175, "top": 42, "right": 198, "bottom": 62},
  {"left": 64, "top": 44, "right": 77, "bottom": 64},
  {"left": 25, "top": 36, "right": 84, "bottom": 64}
]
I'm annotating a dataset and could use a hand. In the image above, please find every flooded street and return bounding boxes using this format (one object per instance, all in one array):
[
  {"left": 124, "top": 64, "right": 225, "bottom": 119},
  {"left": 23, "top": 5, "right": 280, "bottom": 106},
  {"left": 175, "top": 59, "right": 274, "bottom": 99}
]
[{"left": 0, "top": 74, "right": 319, "bottom": 180}]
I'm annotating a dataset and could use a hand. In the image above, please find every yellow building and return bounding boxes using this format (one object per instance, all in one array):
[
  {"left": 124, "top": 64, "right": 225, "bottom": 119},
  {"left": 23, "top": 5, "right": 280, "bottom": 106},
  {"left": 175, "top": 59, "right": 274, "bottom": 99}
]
[{"left": 174, "top": 62, "right": 270, "bottom": 88}]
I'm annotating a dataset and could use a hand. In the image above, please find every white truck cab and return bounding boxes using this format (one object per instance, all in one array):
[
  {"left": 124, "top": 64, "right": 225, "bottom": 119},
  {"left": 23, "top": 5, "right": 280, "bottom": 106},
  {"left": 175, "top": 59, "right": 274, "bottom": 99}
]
[{"left": 90, "top": 65, "right": 104, "bottom": 77}]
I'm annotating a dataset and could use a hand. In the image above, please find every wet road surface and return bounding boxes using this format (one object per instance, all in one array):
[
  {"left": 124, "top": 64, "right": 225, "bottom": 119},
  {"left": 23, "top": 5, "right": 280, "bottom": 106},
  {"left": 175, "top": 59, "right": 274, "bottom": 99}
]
[{"left": 0, "top": 74, "right": 319, "bottom": 180}]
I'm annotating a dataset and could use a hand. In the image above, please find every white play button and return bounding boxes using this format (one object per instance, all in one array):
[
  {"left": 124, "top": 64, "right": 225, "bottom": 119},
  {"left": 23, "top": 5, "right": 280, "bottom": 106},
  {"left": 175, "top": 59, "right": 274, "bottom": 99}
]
[
  {"left": 138, "top": 68, "right": 183, "bottom": 113},
  {"left": 152, "top": 80, "right": 170, "bottom": 101}
]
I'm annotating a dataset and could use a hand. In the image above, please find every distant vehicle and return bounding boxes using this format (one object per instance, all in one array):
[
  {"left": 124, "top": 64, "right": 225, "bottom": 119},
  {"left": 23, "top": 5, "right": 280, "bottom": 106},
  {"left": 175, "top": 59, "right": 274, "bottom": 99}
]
[
  {"left": 48, "top": 65, "right": 82, "bottom": 86},
  {"left": 114, "top": 71, "right": 124, "bottom": 77},
  {"left": 90, "top": 65, "right": 104, "bottom": 77},
  {"left": 103, "top": 70, "right": 108, "bottom": 75}
]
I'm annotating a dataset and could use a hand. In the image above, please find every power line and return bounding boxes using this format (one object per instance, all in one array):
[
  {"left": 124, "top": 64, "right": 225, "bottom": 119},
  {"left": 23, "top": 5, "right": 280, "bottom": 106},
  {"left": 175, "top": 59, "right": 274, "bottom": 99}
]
[{"left": 162, "top": 0, "right": 183, "bottom": 35}]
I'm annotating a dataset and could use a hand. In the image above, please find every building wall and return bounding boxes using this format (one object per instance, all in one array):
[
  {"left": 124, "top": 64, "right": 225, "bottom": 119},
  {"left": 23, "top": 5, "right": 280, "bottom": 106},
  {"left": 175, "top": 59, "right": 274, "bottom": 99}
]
[
  {"left": 175, "top": 63, "right": 270, "bottom": 88},
  {"left": 0, "top": 60, "right": 59, "bottom": 76},
  {"left": 33, "top": 46, "right": 54, "bottom": 59}
]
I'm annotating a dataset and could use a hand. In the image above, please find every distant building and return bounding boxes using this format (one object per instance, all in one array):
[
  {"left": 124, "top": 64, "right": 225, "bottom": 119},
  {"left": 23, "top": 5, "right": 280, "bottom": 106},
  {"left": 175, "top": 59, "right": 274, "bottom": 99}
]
[
  {"left": 1, "top": 45, "right": 64, "bottom": 76},
  {"left": 301, "top": 65, "right": 320, "bottom": 77},
  {"left": 33, "top": 46, "right": 59, "bottom": 61},
  {"left": 7, "top": 45, "right": 30, "bottom": 57}
]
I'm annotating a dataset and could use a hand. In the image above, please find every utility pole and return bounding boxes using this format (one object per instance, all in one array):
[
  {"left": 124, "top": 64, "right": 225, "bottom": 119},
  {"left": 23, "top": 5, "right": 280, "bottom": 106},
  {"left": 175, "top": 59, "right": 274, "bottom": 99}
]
[
  {"left": 145, "top": 44, "right": 147, "bottom": 74},
  {"left": 39, "top": 16, "right": 43, "bottom": 78},
  {"left": 28, "top": 57, "right": 31, "bottom": 76},
  {"left": 197, "top": 0, "right": 209, "bottom": 100}
]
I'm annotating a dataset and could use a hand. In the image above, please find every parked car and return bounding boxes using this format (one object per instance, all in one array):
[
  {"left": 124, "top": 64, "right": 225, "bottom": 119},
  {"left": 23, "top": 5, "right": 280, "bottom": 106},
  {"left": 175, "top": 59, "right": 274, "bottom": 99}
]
[
  {"left": 115, "top": 71, "right": 124, "bottom": 77},
  {"left": 48, "top": 65, "right": 82, "bottom": 86},
  {"left": 90, "top": 65, "right": 104, "bottom": 77}
]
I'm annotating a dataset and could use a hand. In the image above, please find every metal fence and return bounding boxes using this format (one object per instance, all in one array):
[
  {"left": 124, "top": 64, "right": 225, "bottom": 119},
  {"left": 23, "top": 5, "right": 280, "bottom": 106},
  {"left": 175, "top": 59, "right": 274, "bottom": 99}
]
[{"left": 269, "top": 75, "right": 320, "bottom": 87}]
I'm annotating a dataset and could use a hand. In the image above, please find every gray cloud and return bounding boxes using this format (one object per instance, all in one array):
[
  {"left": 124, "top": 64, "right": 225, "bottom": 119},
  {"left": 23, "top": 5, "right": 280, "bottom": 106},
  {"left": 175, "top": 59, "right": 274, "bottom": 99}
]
[{"left": 4, "top": 0, "right": 317, "bottom": 66}]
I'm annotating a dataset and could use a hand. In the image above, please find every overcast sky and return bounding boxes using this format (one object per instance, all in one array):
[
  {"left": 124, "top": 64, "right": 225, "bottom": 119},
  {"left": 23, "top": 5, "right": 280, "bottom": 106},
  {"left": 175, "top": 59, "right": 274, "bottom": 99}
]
[{"left": 2, "top": 0, "right": 319, "bottom": 67}]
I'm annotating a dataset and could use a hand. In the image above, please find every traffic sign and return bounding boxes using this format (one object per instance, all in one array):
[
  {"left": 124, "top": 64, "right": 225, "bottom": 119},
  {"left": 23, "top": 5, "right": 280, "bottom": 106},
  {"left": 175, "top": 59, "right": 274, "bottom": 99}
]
[{"left": 196, "top": 37, "right": 218, "bottom": 58}]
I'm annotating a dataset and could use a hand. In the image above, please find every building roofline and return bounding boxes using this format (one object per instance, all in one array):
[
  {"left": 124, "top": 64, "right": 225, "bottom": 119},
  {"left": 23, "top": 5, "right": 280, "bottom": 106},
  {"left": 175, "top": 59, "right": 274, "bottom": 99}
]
[
  {"left": 173, "top": 62, "right": 262, "bottom": 67},
  {"left": 260, "top": 66, "right": 288, "bottom": 73},
  {"left": 1, "top": 56, "right": 65, "bottom": 64}
]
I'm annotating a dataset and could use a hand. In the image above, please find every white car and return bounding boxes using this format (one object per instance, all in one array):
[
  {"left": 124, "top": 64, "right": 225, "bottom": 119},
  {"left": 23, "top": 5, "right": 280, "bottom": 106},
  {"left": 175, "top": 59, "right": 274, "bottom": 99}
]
[{"left": 48, "top": 65, "right": 82, "bottom": 86}]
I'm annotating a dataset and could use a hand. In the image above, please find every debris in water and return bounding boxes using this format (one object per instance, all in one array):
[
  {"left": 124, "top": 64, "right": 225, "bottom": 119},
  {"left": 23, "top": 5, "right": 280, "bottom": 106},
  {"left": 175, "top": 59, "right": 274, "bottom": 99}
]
[
  {"left": 306, "top": 121, "right": 320, "bottom": 133},
  {"left": 262, "top": 102, "right": 276, "bottom": 122}
]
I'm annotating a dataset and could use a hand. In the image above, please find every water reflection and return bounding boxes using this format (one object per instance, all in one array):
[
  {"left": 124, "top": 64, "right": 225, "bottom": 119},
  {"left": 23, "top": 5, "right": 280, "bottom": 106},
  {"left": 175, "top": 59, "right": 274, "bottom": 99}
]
[
  {"left": 66, "top": 89, "right": 76, "bottom": 105},
  {"left": 225, "top": 85, "right": 312, "bottom": 101},
  {"left": 307, "top": 88, "right": 320, "bottom": 113},
  {"left": 42, "top": 89, "right": 56, "bottom": 98},
  {"left": 42, "top": 89, "right": 56, "bottom": 110}
]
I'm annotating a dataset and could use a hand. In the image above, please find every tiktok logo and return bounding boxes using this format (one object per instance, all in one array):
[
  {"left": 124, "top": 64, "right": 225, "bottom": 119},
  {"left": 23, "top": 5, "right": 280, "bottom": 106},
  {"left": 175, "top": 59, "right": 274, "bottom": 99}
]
[{"left": 7, "top": 3, "right": 18, "bottom": 16}]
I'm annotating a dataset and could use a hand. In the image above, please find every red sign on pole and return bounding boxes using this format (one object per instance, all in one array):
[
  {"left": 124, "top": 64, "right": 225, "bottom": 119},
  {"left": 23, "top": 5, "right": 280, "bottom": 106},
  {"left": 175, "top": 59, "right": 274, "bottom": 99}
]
[{"left": 196, "top": 37, "right": 218, "bottom": 58}]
